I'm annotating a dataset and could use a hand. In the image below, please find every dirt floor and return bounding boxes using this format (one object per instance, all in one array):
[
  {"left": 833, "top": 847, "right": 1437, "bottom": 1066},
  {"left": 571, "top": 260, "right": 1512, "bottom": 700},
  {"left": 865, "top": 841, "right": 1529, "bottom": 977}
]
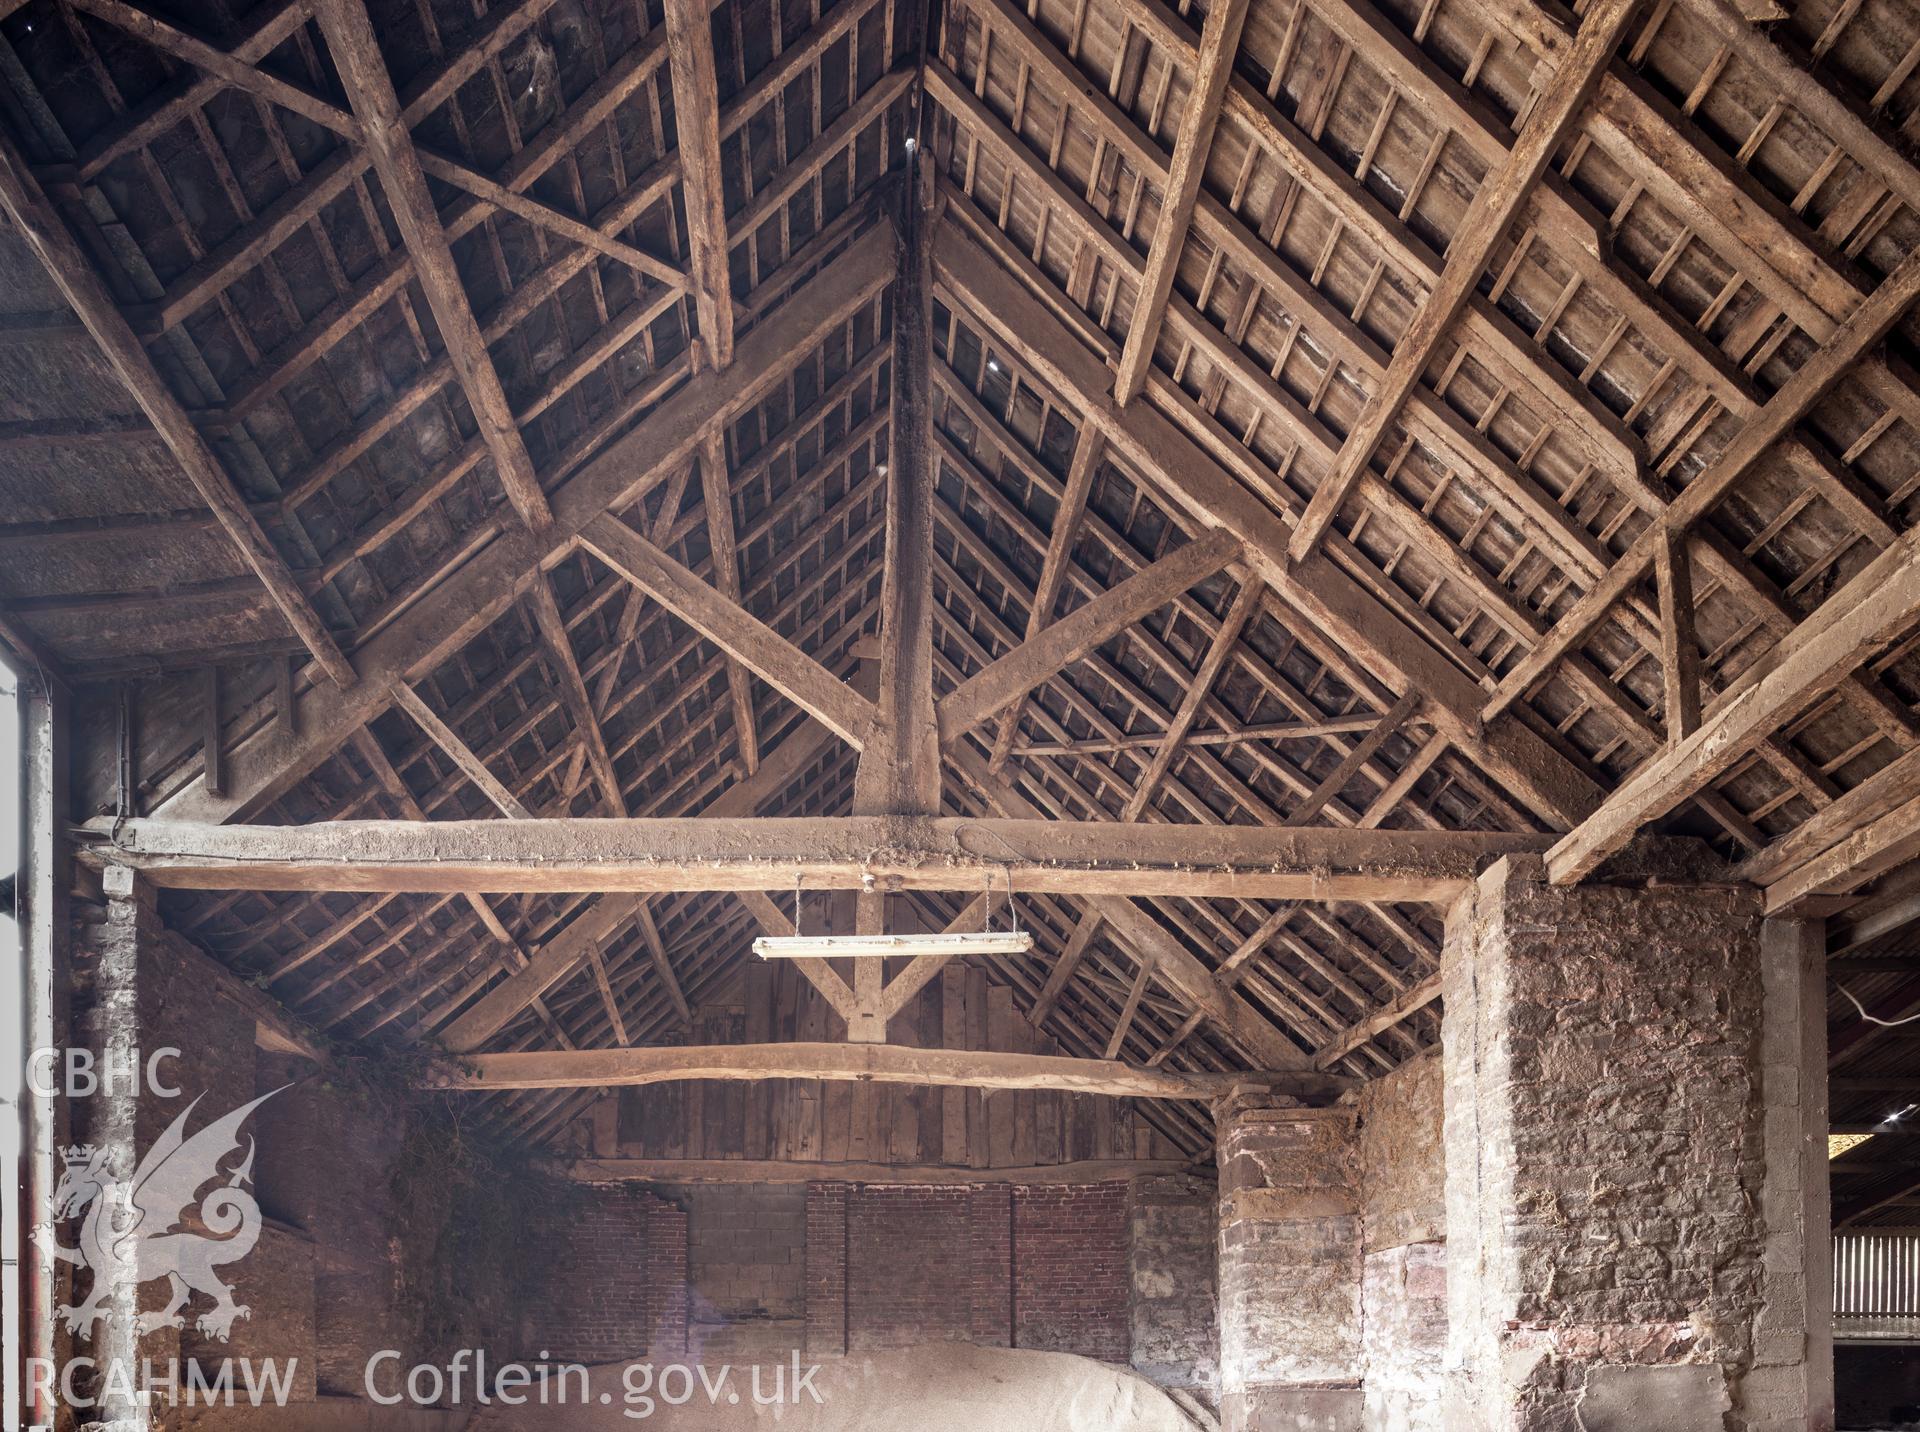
[{"left": 465, "top": 1343, "right": 1199, "bottom": 1430}]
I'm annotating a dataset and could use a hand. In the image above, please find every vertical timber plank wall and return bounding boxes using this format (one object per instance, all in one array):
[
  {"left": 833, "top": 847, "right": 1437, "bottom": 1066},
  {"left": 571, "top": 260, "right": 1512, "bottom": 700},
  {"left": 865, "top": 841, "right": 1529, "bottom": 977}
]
[{"left": 611, "top": 962, "right": 1181, "bottom": 1167}]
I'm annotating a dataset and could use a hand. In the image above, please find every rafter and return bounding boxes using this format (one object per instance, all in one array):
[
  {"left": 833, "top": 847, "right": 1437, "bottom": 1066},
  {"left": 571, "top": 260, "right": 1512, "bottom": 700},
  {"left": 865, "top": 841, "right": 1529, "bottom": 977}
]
[
  {"left": 151, "top": 227, "right": 890, "bottom": 825},
  {"left": 932, "top": 219, "right": 1601, "bottom": 830},
  {"left": 348, "top": 730, "right": 576, "bottom": 1050},
  {"left": 69, "top": 0, "right": 686, "bottom": 294},
  {"left": 943, "top": 0, "right": 1919, "bottom": 819},
  {"left": 663, "top": 0, "right": 736, "bottom": 366},
  {"left": 581, "top": 514, "right": 879, "bottom": 748},
  {"left": 694, "top": 420, "right": 761, "bottom": 774},
  {"left": 314, "top": 0, "right": 551, "bottom": 531},
  {"left": 984, "top": 428, "right": 1102, "bottom": 770},
  {"left": 1484, "top": 245, "right": 1920, "bottom": 727},
  {"left": 936, "top": 530, "right": 1243, "bottom": 744},
  {"left": 526, "top": 581, "right": 628, "bottom": 816},
  {"left": 1109, "top": 0, "right": 1251, "bottom": 405},
  {"left": 1550, "top": 521, "right": 1920, "bottom": 884},
  {"left": 437, "top": 708, "right": 848, "bottom": 1050}
]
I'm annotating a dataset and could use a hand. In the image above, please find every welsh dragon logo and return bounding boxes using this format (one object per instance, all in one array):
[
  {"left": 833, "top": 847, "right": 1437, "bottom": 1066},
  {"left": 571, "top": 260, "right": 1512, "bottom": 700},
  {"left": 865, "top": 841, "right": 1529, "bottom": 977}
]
[{"left": 34, "top": 1089, "right": 282, "bottom": 1342}]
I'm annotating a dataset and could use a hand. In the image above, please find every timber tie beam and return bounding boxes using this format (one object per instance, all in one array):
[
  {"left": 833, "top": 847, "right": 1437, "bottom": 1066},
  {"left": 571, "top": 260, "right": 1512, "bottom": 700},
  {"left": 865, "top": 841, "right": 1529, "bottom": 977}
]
[{"left": 76, "top": 814, "right": 1545, "bottom": 902}]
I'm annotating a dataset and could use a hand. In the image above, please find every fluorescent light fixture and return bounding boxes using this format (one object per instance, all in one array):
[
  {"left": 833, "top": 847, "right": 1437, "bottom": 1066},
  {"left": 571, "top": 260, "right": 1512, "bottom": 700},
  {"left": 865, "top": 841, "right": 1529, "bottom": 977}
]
[{"left": 754, "top": 931, "right": 1034, "bottom": 960}]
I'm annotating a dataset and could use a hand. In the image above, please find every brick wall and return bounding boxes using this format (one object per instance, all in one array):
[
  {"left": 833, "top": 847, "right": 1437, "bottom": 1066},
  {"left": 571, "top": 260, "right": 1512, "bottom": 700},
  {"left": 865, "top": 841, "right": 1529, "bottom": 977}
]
[
  {"left": 967, "top": 1184, "right": 1012, "bottom": 1346},
  {"left": 804, "top": 1183, "right": 849, "bottom": 1357},
  {"left": 793, "top": 1182, "right": 1136, "bottom": 1363},
  {"left": 531, "top": 1186, "right": 682, "bottom": 1365},
  {"left": 1014, "top": 1185, "right": 1129, "bottom": 1361},
  {"left": 847, "top": 1186, "right": 973, "bottom": 1350}
]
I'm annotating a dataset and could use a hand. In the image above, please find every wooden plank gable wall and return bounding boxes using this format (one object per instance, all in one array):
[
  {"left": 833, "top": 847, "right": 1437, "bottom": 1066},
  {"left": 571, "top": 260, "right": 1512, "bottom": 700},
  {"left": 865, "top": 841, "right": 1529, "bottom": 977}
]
[{"left": 592, "top": 957, "right": 1186, "bottom": 1169}]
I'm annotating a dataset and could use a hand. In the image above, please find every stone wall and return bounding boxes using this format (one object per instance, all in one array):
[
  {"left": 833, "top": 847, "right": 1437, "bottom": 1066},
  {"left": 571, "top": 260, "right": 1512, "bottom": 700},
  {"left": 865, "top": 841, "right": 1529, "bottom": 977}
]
[
  {"left": 1442, "top": 856, "right": 1777, "bottom": 1430},
  {"left": 1216, "top": 1101, "right": 1362, "bottom": 1432},
  {"left": 1358, "top": 1054, "right": 1446, "bottom": 1432}
]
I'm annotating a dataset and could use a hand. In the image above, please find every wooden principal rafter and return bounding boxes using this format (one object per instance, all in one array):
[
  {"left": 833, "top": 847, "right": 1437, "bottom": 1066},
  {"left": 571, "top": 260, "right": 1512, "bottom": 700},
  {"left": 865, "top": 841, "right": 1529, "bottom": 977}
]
[
  {"left": 1110, "top": 0, "right": 1253, "bottom": 406},
  {"left": 317, "top": 0, "right": 552, "bottom": 531},
  {"left": 1287, "top": 0, "right": 1647, "bottom": 560},
  {"left": 663, "top": 0, "right": 736, "bottom": 368}
]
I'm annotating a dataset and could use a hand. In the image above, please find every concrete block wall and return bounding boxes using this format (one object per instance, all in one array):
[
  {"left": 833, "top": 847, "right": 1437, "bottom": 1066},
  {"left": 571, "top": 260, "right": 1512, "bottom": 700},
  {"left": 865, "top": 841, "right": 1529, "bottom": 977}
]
[
  {"left": 1128, "top": 1174, "right": 1219, "bottom": 1395},
  {"left": 681, "top": 1184, "right": 805, "bottom": 1361}
]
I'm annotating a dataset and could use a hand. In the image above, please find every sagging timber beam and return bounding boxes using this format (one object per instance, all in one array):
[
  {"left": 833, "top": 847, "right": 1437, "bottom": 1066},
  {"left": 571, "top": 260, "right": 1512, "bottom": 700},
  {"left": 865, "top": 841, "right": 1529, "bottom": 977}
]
[
  {"left": 423, "top": 1040, "right": 1351, "bottom": 1101},
  {"left": 1550, "top": 518, "right": 1920, "bottom": 885},
  {"left": 581, "top": 513, "right": 878, "bottom": 748},
  {"left": 662, "top": 0, "right": 736, "bottom": 366},
  {"left": 79, "top": 814, "right": 1545, "bottom": 901},
  {"left": 1109, "top": 0, "right": 1251, "bottom": 405},
  {"left": 147, "top": 227, "right": 891, "bottom": 826},
  {"left": 1287, "top": 0, "right": 1644, "bottom": 561},
  {"left": 348, "top": 730, "right": 575, "bottom": 1050},
  {"left": 437, "top": 709, "right": 846, "bottom": 1052},
  {"left": 932, "top": 221, "right": 1601, "bottom": 830},
  {"left": 315, "top": 0, "right": 551, "bottom": 531},
  {"left": 936, "top": 530, "right": 1243, "bottom": 745},
  {"left": 570, "top": 1156, "right": 1197, "bottom": 1184},
  {"left": 0, "top": 132, "right": 354, "bottom": 688}
]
